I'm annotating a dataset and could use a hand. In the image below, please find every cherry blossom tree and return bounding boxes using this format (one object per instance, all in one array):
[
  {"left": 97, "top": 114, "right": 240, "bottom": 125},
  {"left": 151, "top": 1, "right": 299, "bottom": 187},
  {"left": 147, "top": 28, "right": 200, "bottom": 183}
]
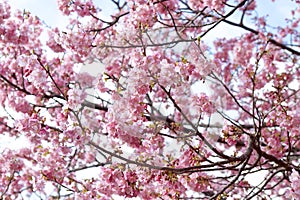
[{"left": 0, "top": 0, "right": 299, "bottom": 199}]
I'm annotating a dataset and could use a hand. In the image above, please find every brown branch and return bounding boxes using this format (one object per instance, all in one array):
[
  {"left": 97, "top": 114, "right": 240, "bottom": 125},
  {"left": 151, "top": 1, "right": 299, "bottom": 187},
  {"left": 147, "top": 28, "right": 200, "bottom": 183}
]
[
  {"left": 222, "top": 19, "right": 300, "bottom": 56},
  {"left": 200, "top": 0, "right": 248, "bottom": 38}
]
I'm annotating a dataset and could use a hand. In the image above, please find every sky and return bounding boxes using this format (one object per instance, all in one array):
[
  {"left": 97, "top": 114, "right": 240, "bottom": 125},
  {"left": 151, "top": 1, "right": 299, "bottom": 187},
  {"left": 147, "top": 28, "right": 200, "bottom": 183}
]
[
  {"left": 8, "top": 0, "right": 296, "bottom": 34},
  {"left": 10, "top": 0, "right": 68, "bottom": 28},
  {"left": 9, "top": 0, "right": 117, "bottom": 28}
]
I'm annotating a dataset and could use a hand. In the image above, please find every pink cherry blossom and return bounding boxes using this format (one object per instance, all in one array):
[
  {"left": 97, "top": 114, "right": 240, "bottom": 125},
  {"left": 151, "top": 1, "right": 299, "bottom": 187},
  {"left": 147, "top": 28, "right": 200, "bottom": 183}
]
[
  {"left": 287, "top": 170, "right": 300, "bottom": 199},
  {"left": 0, "top": 0, "right": 299, "bottom": 199}
]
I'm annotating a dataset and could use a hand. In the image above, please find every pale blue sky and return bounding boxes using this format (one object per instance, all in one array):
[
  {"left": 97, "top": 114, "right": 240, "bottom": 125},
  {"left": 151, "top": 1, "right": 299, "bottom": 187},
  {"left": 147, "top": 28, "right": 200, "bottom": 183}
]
[
  {"left": 10, "top": 0, "right": 68, "bottom": 28},
  {"left": 9, "top": 0, "right": 115, "bottom": 28},
  {"left": 9, "top": 0, "right": 297, "bottom": 31},
  {"left": 8, "top": 0, "right": 299, "bottom": 51}
]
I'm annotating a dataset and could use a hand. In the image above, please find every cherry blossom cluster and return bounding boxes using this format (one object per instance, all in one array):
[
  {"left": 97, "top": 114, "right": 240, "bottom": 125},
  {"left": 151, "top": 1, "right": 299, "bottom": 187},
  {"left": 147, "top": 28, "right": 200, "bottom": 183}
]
[{"left": 0, "top": 0, "right": 299, "bottom": 199}]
